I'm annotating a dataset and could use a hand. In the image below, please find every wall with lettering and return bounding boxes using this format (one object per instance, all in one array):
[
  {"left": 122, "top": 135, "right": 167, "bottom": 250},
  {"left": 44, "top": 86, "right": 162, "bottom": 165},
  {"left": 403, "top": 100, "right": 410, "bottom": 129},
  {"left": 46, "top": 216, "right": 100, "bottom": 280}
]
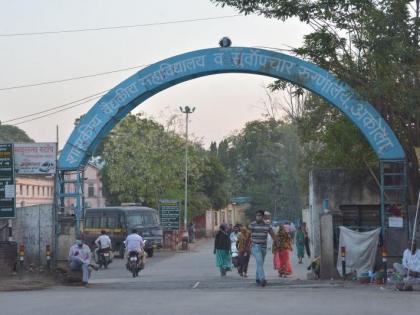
[{"left": 58, "top": 47, "right": 405, "bottom": 170}]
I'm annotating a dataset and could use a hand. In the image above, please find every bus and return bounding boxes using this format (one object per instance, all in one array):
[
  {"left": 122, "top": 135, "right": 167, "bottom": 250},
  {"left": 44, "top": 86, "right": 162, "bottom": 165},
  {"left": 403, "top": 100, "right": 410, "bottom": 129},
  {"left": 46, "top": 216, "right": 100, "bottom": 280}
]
[{"left": 83, "top": 205, "right": 163, "bottom": 257}]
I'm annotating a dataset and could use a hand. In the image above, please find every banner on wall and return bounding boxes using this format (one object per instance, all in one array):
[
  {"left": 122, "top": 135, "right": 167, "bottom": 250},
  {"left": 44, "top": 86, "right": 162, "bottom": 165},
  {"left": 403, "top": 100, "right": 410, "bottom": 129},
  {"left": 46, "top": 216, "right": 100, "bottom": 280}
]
[{"left": 14, "top": 143, "right": 57, "bottom": 175}]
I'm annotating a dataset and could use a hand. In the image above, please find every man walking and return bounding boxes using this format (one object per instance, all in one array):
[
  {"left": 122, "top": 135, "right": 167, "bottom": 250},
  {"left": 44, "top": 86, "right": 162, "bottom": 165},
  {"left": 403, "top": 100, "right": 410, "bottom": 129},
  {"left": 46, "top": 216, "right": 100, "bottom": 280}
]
[{"left": 249, "top": 210, "right": 277, "bottom": 287}]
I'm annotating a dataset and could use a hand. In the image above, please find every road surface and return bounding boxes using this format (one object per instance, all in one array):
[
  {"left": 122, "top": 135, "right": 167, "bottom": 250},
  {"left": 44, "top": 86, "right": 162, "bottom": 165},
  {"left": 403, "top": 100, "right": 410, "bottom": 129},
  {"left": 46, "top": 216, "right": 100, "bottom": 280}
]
[{"left": 1, "top": 239, "right": 419, "bottom": 315}]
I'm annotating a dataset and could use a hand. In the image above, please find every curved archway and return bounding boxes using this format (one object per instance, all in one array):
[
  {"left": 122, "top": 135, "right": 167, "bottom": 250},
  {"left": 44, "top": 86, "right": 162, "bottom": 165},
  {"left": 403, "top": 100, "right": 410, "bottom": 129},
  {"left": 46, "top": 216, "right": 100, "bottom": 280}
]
[{"left": 58, "top": 46, "right": 404, "bottom": 170}]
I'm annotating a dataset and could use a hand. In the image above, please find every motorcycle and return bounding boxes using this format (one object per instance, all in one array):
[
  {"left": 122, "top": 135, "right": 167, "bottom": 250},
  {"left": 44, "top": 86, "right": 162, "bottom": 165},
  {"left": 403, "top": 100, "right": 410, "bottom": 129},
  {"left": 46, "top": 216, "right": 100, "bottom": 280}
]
[
  {"left": 97, "top": 248, "right": 112, "bottom": 269},
  {"left": 127, "top": 251, "right": 145, "bottom": 277}
]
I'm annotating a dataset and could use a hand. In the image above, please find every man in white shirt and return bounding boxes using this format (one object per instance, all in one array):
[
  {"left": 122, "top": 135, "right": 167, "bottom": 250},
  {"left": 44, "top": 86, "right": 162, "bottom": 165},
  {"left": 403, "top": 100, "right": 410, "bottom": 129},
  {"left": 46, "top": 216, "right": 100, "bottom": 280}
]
[
  {"left": 68, "top": 240, "right": 94, "bottom": 285},
  {"left": 264, "top": 211, "right": 273, "bottom": 250},
  {"left": 95, "top": 230, "right": 112, "bottom": 250},
  {"left": 230, "top": 224, "right": 240, "bottom": 268},
  {"left": 125, "top": 229, "right": 144, "bottom": 254},
  {"left": 94, "top": 230, "right": 112, "bottom": 264},
  {"left": 393, "top": 240, "right": 420, "bottom": 277},
  {"left": 124, "top": 229, "right": 145, "bottom": 270}
]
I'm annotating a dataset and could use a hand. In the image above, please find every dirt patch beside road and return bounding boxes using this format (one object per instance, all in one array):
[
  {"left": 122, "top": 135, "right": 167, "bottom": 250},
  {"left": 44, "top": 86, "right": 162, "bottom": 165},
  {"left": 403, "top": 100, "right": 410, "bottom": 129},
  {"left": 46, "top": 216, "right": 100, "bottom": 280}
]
[{"left": 0, "top": 274, "right": 56, "bottom": 292}]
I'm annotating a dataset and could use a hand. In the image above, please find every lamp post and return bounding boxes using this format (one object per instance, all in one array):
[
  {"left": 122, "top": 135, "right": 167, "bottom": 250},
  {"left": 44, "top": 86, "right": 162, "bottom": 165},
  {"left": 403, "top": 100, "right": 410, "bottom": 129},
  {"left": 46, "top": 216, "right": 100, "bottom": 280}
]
[{"left": 179, "top": 106, "right": 195, "bottom": 242}]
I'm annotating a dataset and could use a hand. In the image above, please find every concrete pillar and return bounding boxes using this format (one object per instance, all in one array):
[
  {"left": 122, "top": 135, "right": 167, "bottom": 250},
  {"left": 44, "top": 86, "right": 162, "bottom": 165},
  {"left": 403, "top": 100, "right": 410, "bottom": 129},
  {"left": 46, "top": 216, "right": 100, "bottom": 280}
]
[{"left": 320, "top": 213, "right": 337, "bottom": 279}]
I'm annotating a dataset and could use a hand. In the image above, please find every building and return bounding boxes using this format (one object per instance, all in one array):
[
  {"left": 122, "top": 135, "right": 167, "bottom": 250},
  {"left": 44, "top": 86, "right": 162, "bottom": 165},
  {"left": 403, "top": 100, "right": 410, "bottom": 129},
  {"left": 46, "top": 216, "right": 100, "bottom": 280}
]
[
  {"left": 64, "top": 159, "right": 106, "bottom": 210},
  {"left": 205, "top": 197, "right": 251, "bottom": 237},
  {"left": 306, "top": 168, "right": 412, "bottom": 278},
  {"left": 16, "top": 175, "right": 54, "bottom": 207}
]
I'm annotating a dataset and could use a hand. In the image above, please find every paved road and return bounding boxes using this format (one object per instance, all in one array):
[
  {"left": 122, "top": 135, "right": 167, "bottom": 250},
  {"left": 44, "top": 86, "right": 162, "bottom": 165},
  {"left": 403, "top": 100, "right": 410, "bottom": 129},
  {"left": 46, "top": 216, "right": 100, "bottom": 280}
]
[{"left": 1, "top": 239, "right": 420, "bottom": 315}]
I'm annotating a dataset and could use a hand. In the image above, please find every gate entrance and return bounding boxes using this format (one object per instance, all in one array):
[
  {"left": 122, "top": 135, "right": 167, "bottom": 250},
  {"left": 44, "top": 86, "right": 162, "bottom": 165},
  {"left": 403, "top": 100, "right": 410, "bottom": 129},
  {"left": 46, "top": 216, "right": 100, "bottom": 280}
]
[{"left": 56, "top": 46, "right": 406, "bottom": 239}]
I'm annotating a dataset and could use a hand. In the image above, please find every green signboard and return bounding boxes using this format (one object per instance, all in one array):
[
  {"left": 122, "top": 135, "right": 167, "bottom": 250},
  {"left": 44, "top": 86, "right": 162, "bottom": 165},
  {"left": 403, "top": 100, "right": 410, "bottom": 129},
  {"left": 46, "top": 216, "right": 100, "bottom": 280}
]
[
  {"left": 0, "top": 144, "right": 15, "bottom": 219},
  {"left": 159, "top": 199, "right": 180, "bottom": 231}
]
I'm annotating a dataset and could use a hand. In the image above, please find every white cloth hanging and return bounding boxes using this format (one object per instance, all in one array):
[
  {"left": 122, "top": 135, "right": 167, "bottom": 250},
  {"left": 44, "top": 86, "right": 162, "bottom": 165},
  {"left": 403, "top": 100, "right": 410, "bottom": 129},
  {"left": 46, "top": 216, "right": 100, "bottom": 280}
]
[{"left": 336, "top": 226, "right": 381, "bottom": 277}]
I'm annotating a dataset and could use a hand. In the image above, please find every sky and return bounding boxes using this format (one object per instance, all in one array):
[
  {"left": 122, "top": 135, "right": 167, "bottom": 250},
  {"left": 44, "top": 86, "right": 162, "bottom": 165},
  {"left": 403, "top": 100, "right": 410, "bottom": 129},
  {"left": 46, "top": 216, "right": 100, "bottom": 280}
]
[{"left": 0, "top": 0, "right": 310, "bottom": 149}]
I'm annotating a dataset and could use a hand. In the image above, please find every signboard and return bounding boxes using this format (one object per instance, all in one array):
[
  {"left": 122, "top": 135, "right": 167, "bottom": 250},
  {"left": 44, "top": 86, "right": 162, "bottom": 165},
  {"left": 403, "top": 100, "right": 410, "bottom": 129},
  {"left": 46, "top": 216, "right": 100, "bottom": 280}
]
[
  {"left": 0, "top": 143, "right": 15, "bottom": 218},
  {"left": 14, "top": 143, "right": 56, "bottom": 175},
  {"left": 389, "top": 216, "right": 403, "bottom": 228},
  {"left": 159, "top": 200, "right": 180, "bottom": 230}
]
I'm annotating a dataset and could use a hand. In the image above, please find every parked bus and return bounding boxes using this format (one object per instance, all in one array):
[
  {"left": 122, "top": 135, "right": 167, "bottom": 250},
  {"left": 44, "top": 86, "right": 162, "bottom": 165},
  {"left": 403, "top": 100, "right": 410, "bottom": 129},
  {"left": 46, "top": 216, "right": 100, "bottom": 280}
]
[{"left": 83, "top": 205, "right": 163, "bottom": 257}]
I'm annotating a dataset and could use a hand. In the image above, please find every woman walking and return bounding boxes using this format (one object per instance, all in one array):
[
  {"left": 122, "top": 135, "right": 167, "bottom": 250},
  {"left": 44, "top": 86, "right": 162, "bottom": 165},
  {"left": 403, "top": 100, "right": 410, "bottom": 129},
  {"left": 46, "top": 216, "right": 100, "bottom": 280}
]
[
  {"left": 214, "top": 223, "right": 232, "bottom": 276},
  {"left": 295, "top": 225, "right": 305, "bottom": 264},
  {"left": 272, "top": 224, "right": 293, "bottom": 277},
  {"left": 237, "top": 226, "right": 252, "bottom": 277}
]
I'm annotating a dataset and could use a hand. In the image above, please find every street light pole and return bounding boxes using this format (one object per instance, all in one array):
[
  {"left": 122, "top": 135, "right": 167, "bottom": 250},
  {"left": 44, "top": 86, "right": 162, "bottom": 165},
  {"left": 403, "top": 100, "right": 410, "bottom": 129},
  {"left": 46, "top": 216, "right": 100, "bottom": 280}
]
[{"left": 179, "top": 106, "right": 195, "bottom": 236}]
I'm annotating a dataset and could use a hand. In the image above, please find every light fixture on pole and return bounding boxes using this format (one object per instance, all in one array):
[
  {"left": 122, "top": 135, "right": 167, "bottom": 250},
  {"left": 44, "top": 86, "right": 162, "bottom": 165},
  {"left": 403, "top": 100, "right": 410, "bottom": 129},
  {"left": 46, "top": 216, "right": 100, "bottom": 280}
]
[{"left": 179, "top": 106, "right": 195, "bottom": 243}]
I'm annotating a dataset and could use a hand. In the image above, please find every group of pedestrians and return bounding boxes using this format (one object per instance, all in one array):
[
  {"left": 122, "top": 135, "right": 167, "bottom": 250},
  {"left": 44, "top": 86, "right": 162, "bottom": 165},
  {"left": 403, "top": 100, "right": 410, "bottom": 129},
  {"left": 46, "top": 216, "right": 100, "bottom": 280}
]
[
  {"left": 214, "top": 223, "right": 252, "bottom": 277},
  {"left": 214, "top": 210, "right": 311, "bottom": 287}
]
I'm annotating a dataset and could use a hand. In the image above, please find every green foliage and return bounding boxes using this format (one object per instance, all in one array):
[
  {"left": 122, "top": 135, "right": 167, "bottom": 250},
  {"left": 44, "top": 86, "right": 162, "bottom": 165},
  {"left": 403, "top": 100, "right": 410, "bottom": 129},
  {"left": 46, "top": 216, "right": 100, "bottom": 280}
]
[
  {"left": 201, "top": 155, "right": 230, "bottom": 210},
  {"left": 0, "top": 124, "right": 34, "bottom": 143},
  {"left": 100, "top": 114, "right": 228, "bottom": 219},
  {"left": 218, "top": 119, "right": 302, "bottom": 220},
  {"left": 213, "top": 0, "right": 420, "bottom": 201}
]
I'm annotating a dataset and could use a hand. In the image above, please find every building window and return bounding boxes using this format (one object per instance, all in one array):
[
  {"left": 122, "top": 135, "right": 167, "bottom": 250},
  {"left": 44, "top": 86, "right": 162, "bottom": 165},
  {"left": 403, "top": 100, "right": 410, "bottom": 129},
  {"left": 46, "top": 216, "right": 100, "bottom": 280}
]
[
  {"left": 26, "top": 185, "right": 29, "bottom": 195},
  {"left": 37, "top": 186, "right": 40, "bottom": 196},
  {"left": 88, "top": 183, "right": 95, "bottom": 197},
  {"left": 32, "top": 186, "right": 34, "bottom": 196}
]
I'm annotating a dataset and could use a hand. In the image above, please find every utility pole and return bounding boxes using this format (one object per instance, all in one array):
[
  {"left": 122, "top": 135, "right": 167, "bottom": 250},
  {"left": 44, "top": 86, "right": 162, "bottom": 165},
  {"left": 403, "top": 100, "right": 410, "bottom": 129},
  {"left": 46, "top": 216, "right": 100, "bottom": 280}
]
[{"left": 179, "top": 106, "right": 195, "bottom": 242}]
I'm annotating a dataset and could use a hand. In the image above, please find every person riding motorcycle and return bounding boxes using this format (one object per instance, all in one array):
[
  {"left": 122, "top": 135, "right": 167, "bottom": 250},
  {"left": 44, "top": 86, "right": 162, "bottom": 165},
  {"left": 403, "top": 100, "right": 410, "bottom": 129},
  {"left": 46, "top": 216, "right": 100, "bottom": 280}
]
[
  {"left": 95, "top": 230, "right": 112, "bottom": 266},
  {"left": 124, "top": 229, "right": 145, "bottom": 270}
]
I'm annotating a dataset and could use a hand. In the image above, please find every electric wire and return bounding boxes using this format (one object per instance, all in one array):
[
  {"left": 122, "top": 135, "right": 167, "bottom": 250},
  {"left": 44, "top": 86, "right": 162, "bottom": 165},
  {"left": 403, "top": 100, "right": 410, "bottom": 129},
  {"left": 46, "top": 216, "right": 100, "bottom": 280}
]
[
  {"left": 0, "top": 64, "right": 150, "bottom": 91},
  {"left": 0, "top": 14, "right": 241, "bottom": 37},
  {"left": 3, "top": 89, "right": 109, "bottom": 123},
  {"left": 6, "top": 91, "right": 109, "bottom": 126},
  {"left": 0, "top": 46, "right": 293, "bottom": 92},
  {"left": 3, "top": 45, "right": 294, "bottom": 125},
  {"left": 10, "top": 95, "right": 104, "bottom": 126}
]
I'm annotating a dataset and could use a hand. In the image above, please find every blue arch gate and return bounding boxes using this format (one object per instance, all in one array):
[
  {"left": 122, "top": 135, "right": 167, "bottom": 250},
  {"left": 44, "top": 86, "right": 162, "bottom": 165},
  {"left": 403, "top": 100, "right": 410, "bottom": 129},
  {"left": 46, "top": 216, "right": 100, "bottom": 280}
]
[{"left": 57, "top": 46, "right": 406, "bottom": 248}]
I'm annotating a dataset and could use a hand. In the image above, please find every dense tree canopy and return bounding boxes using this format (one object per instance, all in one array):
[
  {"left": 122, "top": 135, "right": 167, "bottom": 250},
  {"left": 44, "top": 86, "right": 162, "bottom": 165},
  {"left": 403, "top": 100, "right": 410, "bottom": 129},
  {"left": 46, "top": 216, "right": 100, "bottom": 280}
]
[
  {"left": 213, "top": 0, "right": 420, "bottom": 202},
  {"left": 0, "top": 124, "right": 34, "bottom": 143},
  {"left": 100, "top": 114, "right": 304, "bottom": 221},
  {"left": 217, "top": 119, "right": 303, "bottom": 220},
  {"left": 100, "top": 114, "right": 230, "bottom": 219}
]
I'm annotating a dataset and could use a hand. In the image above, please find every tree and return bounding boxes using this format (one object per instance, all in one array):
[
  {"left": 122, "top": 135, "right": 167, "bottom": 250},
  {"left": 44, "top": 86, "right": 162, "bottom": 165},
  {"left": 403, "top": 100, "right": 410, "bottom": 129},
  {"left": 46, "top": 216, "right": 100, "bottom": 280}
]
[
  {"left": 0, "top": 124, "right": 34, "bottom": 143},
  {"left": 100, "top": 114, "right": 228, "bottom": 219},
  {"left": 218, "top": 119, "right": 303, "bottom": 220},
  {"left": 212, "top": 0, "right": 420, "bottom": 203},
  {"left": 201, "top": 155, "right": 230, "bottom": 210}
]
